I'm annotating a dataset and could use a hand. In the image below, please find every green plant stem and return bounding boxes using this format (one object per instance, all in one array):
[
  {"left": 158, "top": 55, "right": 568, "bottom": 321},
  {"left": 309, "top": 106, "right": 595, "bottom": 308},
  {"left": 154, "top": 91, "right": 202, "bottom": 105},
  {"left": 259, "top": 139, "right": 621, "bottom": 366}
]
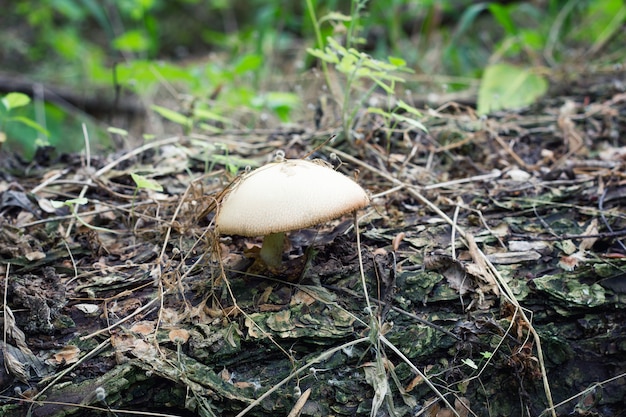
[
  {"left": 345, "top": 0, "right": 362, "bottom": 49},
  {"left": 305, "top": 0, "right": 333, "bottom": 95}
]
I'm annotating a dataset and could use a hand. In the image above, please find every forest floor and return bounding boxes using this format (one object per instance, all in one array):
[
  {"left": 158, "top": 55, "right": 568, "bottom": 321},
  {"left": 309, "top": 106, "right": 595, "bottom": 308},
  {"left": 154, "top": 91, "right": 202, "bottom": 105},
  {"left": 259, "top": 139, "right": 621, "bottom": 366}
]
[{"left": 1, "top": 66, "right": 625, "bottom": 417}]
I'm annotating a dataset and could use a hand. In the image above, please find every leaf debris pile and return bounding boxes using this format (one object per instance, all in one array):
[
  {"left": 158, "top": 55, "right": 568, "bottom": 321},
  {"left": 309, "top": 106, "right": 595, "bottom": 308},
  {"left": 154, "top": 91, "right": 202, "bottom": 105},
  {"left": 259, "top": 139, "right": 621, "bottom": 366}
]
[{"left": 0, "top": 67, "right": 625, "bottom": 417}]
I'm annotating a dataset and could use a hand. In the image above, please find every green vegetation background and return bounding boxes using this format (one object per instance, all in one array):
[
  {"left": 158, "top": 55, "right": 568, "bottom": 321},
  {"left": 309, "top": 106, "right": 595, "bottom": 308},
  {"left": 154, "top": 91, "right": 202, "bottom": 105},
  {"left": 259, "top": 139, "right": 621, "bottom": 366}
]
[{"left": 1, "top": 0, "right": 624, "bottom": 160}]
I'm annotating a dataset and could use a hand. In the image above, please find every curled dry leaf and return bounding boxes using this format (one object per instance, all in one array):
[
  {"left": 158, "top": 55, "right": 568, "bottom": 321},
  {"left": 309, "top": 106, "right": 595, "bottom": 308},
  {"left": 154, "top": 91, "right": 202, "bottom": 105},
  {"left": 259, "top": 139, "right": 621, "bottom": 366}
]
[
  {"left": 74, "top": 303, "right": 100, "bottom": 315},
  {"left": 130, "top": 321, "right": 156, "bottom": 335},
  {"left": 3, "top": 348, "right": 30, "bottom": 383},
  {"left": 51, "top": 345, "right": 81, "bottom": 365},
  {"left": 219, "top": 367, "right": 231, "bottom": 382},
  {"left": 465, "top": 233, "right": 500, "bottom": 296},
  {"left": 404, "top": 373, "right": 424, "bottom": 392},
  {"left": 130, "top": 339, "right": 158, "bottom": 361},
  {"left": 25, "top": 251, "right": 46, "bottom": 261},
  {"left": 4, "top": 306, "right": 33, "bottom": 355}
]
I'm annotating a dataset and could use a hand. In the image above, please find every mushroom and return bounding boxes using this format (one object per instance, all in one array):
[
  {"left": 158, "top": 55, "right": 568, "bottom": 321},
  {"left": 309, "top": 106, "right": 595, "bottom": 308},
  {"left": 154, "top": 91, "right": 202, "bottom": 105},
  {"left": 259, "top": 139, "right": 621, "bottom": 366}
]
[{"left": 215, "top": 158, "right": 369, "bottom": 268}]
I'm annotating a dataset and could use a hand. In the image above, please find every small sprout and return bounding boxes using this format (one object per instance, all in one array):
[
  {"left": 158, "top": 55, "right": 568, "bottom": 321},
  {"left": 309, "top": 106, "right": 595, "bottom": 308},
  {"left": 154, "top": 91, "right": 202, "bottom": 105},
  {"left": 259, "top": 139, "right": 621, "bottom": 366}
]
[
  {"left": 130, "top": 173, "right": 163, "bottom": 192},
  {"left": 50, "top": 197, "right": 88, "bottom": 209}
]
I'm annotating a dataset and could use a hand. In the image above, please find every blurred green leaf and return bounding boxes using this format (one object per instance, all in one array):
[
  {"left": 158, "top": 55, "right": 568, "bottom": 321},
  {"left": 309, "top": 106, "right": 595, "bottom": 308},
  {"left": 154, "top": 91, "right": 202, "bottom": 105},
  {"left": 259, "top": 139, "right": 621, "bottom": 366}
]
[
  {"left": 107, "top": 127, "right": 129, "bottom": 136},
  {"left": 112, "top": 29, "right": 151, "bottom": 52},
  {"left": 194, "top": 108, "right": 232, "bottom": 124},
  {"left": 131, "top": 173, "right": 163, "bottom": 191},
  {"left": 488, "top": 3, "right": 517, "bottom": 35},
  {"left": 8, "top": 116, "right": 50, "bottom": 137},
  {"left": 252, "top": 92, "right": 300, "bottom": 122},
  {"left": 388, "top": 56, "right": 406, "bottom": 67},
  {"left": 2, "top": 93, "right": 31, "bottom": 111},
  {"left": 233, "top": 54, "right": 263, "bottom": 75},
  {"left": 477, "top": 64, "right": 548, "bottom": 115},
  {"left": 152, "top": 105, "right": 192, "bottom": 128},
  {"left": 462, "top": 358, "right": 478, "bottom": 370},
  {"left": 368, "top": 107, "right": 427, "bottom": 132},
  {"left": 51, "top": 197, "right": 89, "bottom": 208},
  {"left": 577, "top": 0, "right": 626, "bottom": 54}
]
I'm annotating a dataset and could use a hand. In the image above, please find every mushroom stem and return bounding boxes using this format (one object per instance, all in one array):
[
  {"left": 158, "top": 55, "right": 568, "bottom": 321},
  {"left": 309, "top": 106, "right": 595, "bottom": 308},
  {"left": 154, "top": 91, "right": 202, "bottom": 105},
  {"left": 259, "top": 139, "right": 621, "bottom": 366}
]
[{"left": 259, "top": 232, "right": 285, "bottom": 267}]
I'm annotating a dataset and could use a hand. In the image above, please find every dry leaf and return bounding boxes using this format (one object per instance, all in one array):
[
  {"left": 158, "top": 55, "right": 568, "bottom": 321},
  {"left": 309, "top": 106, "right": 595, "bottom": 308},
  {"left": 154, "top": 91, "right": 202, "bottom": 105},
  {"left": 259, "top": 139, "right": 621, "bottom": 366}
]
[
  {"left": 466, "top": 233, "right": 500, "bottom": 296},
  {"left": 130, "top": 321, "right": 155, "bottom": 335},
  {"left": 111, "top": 334, "right": 136, "bottom": 353},
  {"left": 3, "top": 347, "right": 29, "bottom": 383},
  {"left": 131, "top": 339, "right": 158, "bottom": 360},
  {"left": 579, "top": 218, "right": 599, "bottom": 252},
  {"left": 25, "top": 251, "right": 46, "bottom": 261},
  {"left": 558, "top": 100, "right": 586, "bottom": 154},
  {"left": 219, "top": 367, "right": 231, "bottom": 382},
  {"left": 4, "top": 306, "right": 32, "bottom": 354},
  {"left": 51, "top": 345, "right": 81, "bottom": 365},
  {"left": 444, "top": 264, "right": 472, "bottom": 295},
  {"left": 405, "top": 374, "right": 424, "bottom": 392},
  {"left": 455, "top": 397, "right": 471, "bottom": 417},
  {"left": 486, "top": 251, "right": 542, "bottom": 264},
  {"left": 75, "top": 303, "right": 100, "bottom": 315},
  {"left": 290, "top": 289, "right": 317, "bottom": 306}
]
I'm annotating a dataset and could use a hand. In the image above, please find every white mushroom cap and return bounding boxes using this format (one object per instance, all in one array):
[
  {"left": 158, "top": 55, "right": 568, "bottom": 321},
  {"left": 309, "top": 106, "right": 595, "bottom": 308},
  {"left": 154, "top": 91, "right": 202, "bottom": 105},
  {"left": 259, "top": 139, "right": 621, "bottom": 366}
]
[{"left": 215, "top": 159, "right": 369, "bottom": 236}]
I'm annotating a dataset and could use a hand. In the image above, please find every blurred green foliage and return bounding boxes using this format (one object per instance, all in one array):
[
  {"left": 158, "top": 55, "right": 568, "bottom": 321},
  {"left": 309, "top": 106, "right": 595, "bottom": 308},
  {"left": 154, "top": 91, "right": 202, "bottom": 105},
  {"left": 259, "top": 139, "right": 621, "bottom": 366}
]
[
  {"left": 0, "top": 92, "right": 111, "bottom": 161},
  {"left": 1, "top": 0, "right": 624, "bottom": 160}
]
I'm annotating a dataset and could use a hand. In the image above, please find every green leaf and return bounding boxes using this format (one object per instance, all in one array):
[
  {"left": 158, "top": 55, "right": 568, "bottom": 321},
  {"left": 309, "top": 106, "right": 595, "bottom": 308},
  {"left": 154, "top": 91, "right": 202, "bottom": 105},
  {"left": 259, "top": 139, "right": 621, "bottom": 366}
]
[
  {"left": 107, "top": 126, "right": 128, "bottom": 136},
  {"left": 193, "top": 108, "right": 232, "bottom": 124},
  {"left": 306, "top": 47, "right": 340, "bottom": 64},
  {"left": 573, "top": 0, "right": 626, "bottom": 48},
  {"left": 488, "top": 3, "right": 517, "bottom": 35},
  {"left": 115, "top": 60, "right": 198, "bottom": 93},
  {"left": 51, "top": 197, "right": 89, "bottom": 208},
  {"left": 462, "top": 358, "right": 478, "bottom": 370},
  {"left": 151, "top": 105, "right": 192, "bottom": 128},
  {"left": 319, "top": 11, "right": 352, "bottom": 24},
  {"left": 388, "top": 56, "right": 406, "bottom": 68},
  {"left": 233, "top": 54, "right": 262, "bottom": 75},
  {"left": 130, "top": 173, "right": 163, "bottom": 191},
  {"left": 8, "top": 116, "right": 50, "bottom": 136},
  {"left": 252, "top": 92, "right": 300, "bottom": 122},
  {"left": 112, "top": 30, "right": 151, "bottom": 52},
  {"left": 396, "top": 100, "right": 423, "bottom": 118},
  {"left": 453, "top": 3, "right": 490, "bottom": 42},
  {"left": 2, "top": 93, "right": 31, "bottom": 111},
  {"left": 477, "top": 64, "right": 548, "bottom": 115},
  {"left": 368, "top": 107, "right": 427, "bottom": 132}
]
